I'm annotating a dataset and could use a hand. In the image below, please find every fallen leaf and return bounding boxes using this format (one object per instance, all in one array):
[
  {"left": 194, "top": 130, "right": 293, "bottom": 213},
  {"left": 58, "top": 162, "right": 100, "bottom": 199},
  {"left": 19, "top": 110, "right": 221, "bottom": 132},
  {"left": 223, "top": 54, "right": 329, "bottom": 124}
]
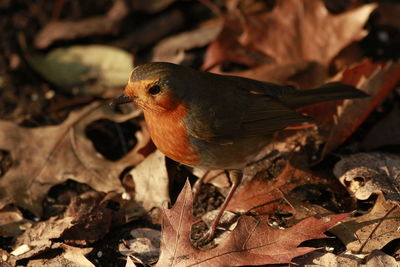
[
  {"left": 293, "top": 251, "right": 363, "bottom": 266},
  {"left": 126, "top": 256, "right": 137, "bottom": 267},
  {"left": 0, "top": 102, "right": 148, "bottom": 216},
  {"left": 28, "top": 45, "right": 133, "bottom": 95},
  {"left": 129, "top": 150, "right": 170, "bottom": 212},
  {"left": 0, "top": 248, "right": 16, "bottom": 266},
  {"left": 319, "top": 60, "right": 400, "bottom": 154},
  {"left": 34, "top": 0, "right": 129, "bottom": 49},
  {"left": 132, "top": 0, "right": 176, "bottom": 14},
  {"left": 13, "top": 216, "right": 74, "bottom": 259},
  {"left": 0, "top": 205, "right": 30, "bottom": 237},
  {"left": 157, "top": 181, "right": 348, "bottom": 266},
  {"left": 227, "top": 154, "right": 346, "bottom": 217},
  {"left": 203, "top": 0, "right": 375, "bottom": 69},
  {"left": 330, "top": 193, "right": 400, "bottom": 253},
  {"left": 62, "top": 191, "right": 126, "bottom": 246},
  {"left": 333, "top": 153, "right": 400, "bottom": 202},
  {"left": 119, "top": 228, "right": 161, "bottom": 265},
  {"left": 152, "top": 19, "right": 223, "bottom": 64},
  {"left": 365, "top": 250, "right": 400, "bottom": 267},
  {"left": 362, "top": 104, "right": 400, "bottom": 150},
  {"left": 115, "top": 9, "right": 185, "bottom": 50},
  {"left": 26, "top": 244, "right": 94, "bottom": 267},
  {"left": 293, "top": 249, "right": 399, "bottom": 267}
]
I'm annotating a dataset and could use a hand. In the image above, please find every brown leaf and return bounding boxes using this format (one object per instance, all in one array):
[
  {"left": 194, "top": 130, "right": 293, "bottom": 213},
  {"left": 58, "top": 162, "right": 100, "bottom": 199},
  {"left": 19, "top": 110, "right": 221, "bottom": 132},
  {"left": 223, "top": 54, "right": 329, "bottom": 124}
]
[
  {"left": 293, "top": 250, "right": 399, "bottom": 266},
  {"left": 156, "top": 181, "right": 348, "bottom": 267},
  {"left": 330, "top": 194, "right": 400, "bottom": 253},
  {"left": 115, "top": 9, "right": 185, "bottom": 50},
  {"left": 203, "top": 0, "right": 375, "bottom": 69},
  {"left": 227, "top": 154, "right": 345, "bottom": 217},
  {"left": 0, "top": 102, "right": 149, "bottom": 216},
  {"left": 293, "top": 251, "right": 362, "bottom": 266},
  {"left": 365, "top": 250, "right": 400, "bottom": 267},
  {"left": 132, "top": 0, "right": 176, "bottom": 14},
  {"left": 126, "top": 256, "right": 137, "bottom": 267},
  {"left": 152, "top": 19, "right": 223, "bottom": 64},
  {"left": 26, "top": 243, "right": 94, "bottom": 267},
  {"left": 34, "top": 0, "right": 129, "bottom": 49},
  {"left": 12, "top": 191, "right": 125, "bottom": 261},
  {"left": 13, "top": 217, "right": 74, "bottom": 260},
  {"left": 62, "top": 191, "right": 126, "bottom": 246},
  {"left": 296, "top": 60, "right": 400, "bottom": 154},
  {"left": 334, "top": 153, "right": 400, "bottom": 202},
  {"left": 119, "top": 228, "right": 161, "bottom": 265},
  {"left": 0, "top": 205, "right": 29, "bottom": 237},
  {"left": 320, "top": 60, "right": 400, "bottom": 154},
  {"left": 362, "top": 104, "right": 400, "bottom": 150},
  {"left": 128, "top": 150, "right": 170, "bottom": 212}
]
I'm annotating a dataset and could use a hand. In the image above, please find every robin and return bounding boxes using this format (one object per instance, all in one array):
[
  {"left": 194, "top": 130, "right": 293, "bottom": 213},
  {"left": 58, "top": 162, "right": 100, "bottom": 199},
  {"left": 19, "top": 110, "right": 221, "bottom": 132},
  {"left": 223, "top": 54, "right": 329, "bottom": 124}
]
[{"left": 111, "top": 62, "right": 367, "bottom": 243}]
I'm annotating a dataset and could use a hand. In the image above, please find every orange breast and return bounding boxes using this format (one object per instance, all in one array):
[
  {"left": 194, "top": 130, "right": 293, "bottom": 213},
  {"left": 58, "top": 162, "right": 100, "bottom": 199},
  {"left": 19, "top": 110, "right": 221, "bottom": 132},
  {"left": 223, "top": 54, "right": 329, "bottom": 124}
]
[{"left": 143, "top": 104, "right": 199, "bottom": 166}]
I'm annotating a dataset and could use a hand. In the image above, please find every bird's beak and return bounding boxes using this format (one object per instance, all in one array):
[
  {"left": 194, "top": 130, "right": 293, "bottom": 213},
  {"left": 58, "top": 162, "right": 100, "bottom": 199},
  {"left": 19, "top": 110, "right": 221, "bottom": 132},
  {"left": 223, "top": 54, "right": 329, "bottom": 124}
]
[{"left": 109, "top": 94, "right": 137, "bottom": 107}]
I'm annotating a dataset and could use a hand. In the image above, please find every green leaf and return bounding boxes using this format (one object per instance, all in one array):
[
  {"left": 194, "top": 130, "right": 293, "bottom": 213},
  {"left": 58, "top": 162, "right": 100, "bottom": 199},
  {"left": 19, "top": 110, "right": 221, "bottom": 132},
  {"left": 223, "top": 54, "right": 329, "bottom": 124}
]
[{"left": 28, "top": 45, "right": 133, "bottom": 93}]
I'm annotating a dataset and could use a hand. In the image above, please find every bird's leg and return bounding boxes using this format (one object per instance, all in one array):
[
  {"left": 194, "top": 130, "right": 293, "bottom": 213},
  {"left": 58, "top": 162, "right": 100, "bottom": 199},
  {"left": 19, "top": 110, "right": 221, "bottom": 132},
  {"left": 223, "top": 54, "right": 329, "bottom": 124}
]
[
  {"left": 193, "top": 170, "right": 210, "bottom": 202},
  {"left": 195, "top": 169, "right": 243, "bottom": 246}
]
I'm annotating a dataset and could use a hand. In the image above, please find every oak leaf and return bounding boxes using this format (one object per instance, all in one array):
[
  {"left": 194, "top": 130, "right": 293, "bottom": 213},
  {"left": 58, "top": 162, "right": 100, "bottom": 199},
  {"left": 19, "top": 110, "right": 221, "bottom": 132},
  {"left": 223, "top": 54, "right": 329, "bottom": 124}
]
[
  {"left": 330, "top": 193, "right": 400, "bottom": 253},
  {"left": 203, "top": 0, "right": 375, "bottom": 71},
  {"left": 157, "top": 181, "right": 348, "bottom": 267},
  {"left": 0, "top": 102, "right": 148, "bottom": 216}
]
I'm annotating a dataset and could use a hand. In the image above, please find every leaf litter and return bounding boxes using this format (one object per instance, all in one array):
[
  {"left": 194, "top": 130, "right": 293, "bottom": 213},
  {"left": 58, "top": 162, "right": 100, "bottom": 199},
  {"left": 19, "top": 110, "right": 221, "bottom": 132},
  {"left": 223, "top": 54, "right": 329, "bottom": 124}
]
[
  {"left": 0, "top": 102, "right": 147, "bottom": 216},
  {"left": 157, "top": 181, "right": 349, "bottom": 267},
  {"left": 1, "top": 0, "right": 400, "bottom": 266}
]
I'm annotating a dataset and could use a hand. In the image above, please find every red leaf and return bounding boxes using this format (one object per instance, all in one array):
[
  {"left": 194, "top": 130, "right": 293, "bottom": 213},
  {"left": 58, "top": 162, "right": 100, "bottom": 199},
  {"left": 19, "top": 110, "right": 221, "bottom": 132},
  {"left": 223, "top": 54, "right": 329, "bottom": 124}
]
[{"left": 157, "top": 181, "right": 349, "bottom": 267}]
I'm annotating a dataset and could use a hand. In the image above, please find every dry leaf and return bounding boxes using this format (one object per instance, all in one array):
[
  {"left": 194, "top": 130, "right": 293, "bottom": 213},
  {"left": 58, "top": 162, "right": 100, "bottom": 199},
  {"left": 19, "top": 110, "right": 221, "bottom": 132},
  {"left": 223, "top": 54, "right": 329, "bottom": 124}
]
[
  {"left": 115, "top": 9, "right": 184, "bottom": 50},
  {"left": 152, "top": 19, "right": 223, "bottom": 64},
  {"left": 0, "top": 205, "right": 30, "bottom": 237},
  {"left": 126, "top": 256, "right": 137, "bottom": 267},
  {"left": 129, "top": 150, "right": 170, "bottom": 212},
  {"left": 119, "top": 228, "right": 161, "bottom": 265},
  {"left": 227, "top": 155, "right": 343, "bottom": 216},
  {"left": 293, "top": 249, "right": 399, "bottom": 267},
  {"left": 334, "top": 153, "right": 400, "bottom": 202},
  {"left": 62, "top": 191, "right": 126, "bottom": 246},
  {"left": 157, "top": 181, "right": 348, "bottom": 267},
  {"left": 331, "top": 194, "right": 400, "bottom": 253},
  {"left": 132, "top": 0, "right": 176, "bottom": 14},
  {"left": 293, "top": 251, "right": 363, "bottom": 266},
  {"left": 28, "top": 45, "right": 133, "bottom": 94},
  {"left": 26, "top": 244, "right": 94, "bottom": 267},
  {"left": 365, "top": 250, "right": 400, "bottom": 267},
  {"left": 13, "top": 217, "right": 74, "bottom": 260},
  {"left": 362, "top": 104, "right": 400, "bottom": 150},
  {"left": 12, "top": 191, "right": 125, "bottom": 260},
  {"left": 0, "top": 102, "right": 149, "bottom": 216},
  {"left": 203, "top": 0, "right": 375, "bottom": 69},
  {"left": 319, "top": 60, "right": 400, "bottom": 154},
  {"left": 34, "top": 0, "right": 129, "bottom": 49}
]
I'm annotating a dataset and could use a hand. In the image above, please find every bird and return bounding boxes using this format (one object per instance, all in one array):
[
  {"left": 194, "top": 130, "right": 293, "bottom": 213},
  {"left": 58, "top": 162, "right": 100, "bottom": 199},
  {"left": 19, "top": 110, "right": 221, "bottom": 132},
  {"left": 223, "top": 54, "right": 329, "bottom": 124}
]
[{"left": 111, "top": 62, "right": 367, "bottom": 244}]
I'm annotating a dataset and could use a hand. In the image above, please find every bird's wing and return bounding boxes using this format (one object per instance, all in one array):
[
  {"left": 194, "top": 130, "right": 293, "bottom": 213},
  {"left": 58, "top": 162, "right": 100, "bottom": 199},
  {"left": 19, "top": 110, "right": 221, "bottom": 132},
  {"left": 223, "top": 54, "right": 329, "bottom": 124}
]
[
  {"left": 184, "top": 89, "right": 310, "bottom": 144},
  {"left": 240, "top": 96, "right": 311, "bottom": 137},
  {"left": 184, "top": 92, "right": 243, "bottom": 145}
]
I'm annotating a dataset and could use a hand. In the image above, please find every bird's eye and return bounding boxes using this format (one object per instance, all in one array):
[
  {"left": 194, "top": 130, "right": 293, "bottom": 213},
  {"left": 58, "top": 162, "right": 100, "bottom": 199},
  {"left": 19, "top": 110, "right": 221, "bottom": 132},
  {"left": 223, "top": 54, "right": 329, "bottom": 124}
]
[{"left": 148, "top": 85, "right": 161, "bottom": 95}]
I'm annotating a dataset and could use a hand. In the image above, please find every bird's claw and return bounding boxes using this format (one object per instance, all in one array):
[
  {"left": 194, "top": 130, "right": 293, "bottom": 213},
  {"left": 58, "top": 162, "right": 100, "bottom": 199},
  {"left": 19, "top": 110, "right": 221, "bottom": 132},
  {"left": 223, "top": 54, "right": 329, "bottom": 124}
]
[{"left": 194, "top": 227, "right": 217, "bottom": 247}]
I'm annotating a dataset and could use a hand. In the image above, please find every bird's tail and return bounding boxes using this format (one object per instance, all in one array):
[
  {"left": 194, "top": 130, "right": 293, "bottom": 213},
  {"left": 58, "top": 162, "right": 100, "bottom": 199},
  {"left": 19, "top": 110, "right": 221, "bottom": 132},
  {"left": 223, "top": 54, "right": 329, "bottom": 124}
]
[{"left": 283, "top": 82, "right": 368, "bottom": 109}]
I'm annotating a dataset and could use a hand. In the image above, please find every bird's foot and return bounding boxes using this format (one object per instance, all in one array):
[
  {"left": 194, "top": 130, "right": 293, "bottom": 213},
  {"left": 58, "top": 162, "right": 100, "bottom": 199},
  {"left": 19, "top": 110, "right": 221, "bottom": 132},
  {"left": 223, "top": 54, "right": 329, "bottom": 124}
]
[{"left": 194, "top": 226, "right": 217, "bottom": 247}]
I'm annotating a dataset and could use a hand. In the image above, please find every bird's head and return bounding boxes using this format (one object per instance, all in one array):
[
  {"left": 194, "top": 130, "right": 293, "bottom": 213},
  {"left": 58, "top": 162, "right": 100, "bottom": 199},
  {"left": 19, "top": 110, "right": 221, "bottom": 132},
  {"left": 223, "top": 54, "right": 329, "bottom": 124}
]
[{"left": 111, "top": 62, "right": 188, "bottom": 112}]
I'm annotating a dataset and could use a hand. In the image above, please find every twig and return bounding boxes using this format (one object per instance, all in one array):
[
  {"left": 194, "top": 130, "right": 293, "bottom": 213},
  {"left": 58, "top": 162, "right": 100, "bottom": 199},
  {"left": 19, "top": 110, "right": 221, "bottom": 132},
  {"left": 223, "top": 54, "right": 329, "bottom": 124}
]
[{"left": 357, "top": 204, "right": 398, "bottom": 253}]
